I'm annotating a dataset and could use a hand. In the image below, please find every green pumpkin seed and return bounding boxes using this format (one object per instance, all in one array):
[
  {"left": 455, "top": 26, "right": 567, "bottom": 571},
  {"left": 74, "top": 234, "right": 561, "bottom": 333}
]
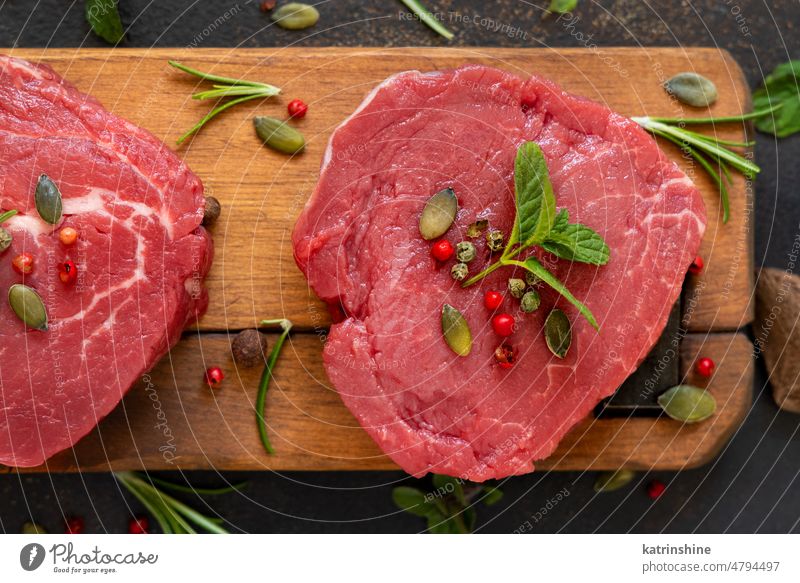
[
  {"left": 35, "top": 174, "right": 63, "bottom": 225},
  {"left": 593, "top": 469, "right": 636, "bottom": 493},
  {"left": 441, "top": 303, "right": 471, "bottom": 356},
  {"left": 271, "top": 3, "right": 319, "bottom": 30},
  {"left": 544, "top": 309, "right": 571, "bottom": 358},
  {"left": 8, "top": 284, "right": 48, "bottom": 331},
  {"left": 419, "top": 188, "right": 458, "bottom": 240},
  {"left": 253, "top": 116, "right": 306, "bottom": 154},
  {"left": 657, "top": 384, "right": 716, "bottom": 423},
  {"left": 0, "top": 227, "right": 11, "bottom": 253},
  {"left": 664, "top": 73, "right": 718, "bottom": 107},
  {"left": 466, "top": 219, "right": 488, "bottom": 238}
]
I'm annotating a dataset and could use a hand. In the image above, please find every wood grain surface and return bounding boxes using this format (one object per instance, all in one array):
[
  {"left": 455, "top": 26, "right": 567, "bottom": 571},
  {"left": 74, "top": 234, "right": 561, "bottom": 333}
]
[{"left": 2, "top": 48, "right": 754, "bottom": 473}]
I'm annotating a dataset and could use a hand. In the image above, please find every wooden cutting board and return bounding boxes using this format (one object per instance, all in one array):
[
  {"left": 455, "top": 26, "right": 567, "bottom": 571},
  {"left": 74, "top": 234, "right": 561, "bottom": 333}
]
[{"left": 1, "top": 48, "right": 754, "bottom": 474}]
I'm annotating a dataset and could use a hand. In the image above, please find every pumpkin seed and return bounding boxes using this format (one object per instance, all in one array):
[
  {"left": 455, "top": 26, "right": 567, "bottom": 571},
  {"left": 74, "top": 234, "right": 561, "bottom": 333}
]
[
  {"left": 466, "top": 219, "right": 488, "bottom": 238},
  {"left": 657, "top": 384, "right": 716, "bottom": 423},
  {"left": 0, "top": 228, "right": 11, "bottom": 253},
  {"left": 35, "top": 174, "right": 63, "bottom": 225},
  {"left": 593, "top": 469, "right": 636, "bottom": 493},
  {"left": 544, "top": 309, "right": 571, "bottom": 358},
  {"left": 441, "top": 303, "right": 471, "bottom": 356},
  {"left": 8, "top": 284, "right": 48, "bottom": 331},
  {"left": 664, "top": 72, "right": 718, "bottom": 107},
  {"left": 271, "top": 2, "right": 319, "bottom": 30},
  {"left": 419, "top": 188, "right": 458, "bottom": 240},
  {"left": 253, "top": 116, "right": 306, "bottom": 154}
]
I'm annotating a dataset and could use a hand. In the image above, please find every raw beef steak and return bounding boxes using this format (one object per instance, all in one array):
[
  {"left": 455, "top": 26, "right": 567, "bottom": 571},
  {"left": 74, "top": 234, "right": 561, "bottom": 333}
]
[
  {"left": 0, "top": 56, "right": 213, "bottom": 467},
  {"left": 293, "top": 65, "right": 706, "bottom": 481}
]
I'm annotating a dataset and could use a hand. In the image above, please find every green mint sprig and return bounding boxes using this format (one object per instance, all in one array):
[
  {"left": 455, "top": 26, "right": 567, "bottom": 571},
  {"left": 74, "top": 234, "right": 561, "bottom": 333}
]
[{"left": 462, "top": 141, "right": 609, "bottom": 329}]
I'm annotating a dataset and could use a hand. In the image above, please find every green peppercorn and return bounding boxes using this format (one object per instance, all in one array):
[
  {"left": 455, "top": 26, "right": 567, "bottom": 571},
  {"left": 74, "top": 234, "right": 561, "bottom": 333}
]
[
  {"left": 521, "top": 290, "right": 541, "bottom": 313},
  {"left": 451, "top": 262, "right": 469, "bottom": 281},
  {"left": 486, "top": 229, "right": 504, "bottom": 252},
  {"left": 508, "top": 278, "right": 526, "bottom": 299},
  {"left": 525, "top": 271, "right": 542, "bottom": 287},
  {"left": 456, "top": 241, "right": 476, "bottom": 263},
  {"left": 0, "top": 227, "right": 11, "bottom": 253}
]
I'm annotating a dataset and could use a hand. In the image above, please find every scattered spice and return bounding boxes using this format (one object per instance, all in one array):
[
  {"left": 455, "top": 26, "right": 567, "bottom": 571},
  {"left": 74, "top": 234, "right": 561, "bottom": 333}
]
[
  {"left": 12, "top": 252, "right": 33, "bottom": 275},
  {"left": 485, "top": 229, "right": 504, "bottom": 252},
  {"left": 525, "top": 271, "right": 541, "bottom": 287},
  {"left": 65, "top": 516, "right": 84, "bottom": 534},
  {"left": 259, "top": 0, "right": 277, "bottom": 11},
  {"left": 59, "top": 227, "right": 78, "bottom": 246},
  {"left": 520, "top": 290, "right": 540, "bottom": 313},
  {"left": 419, "top": 188, "right": 458, "bottom": 240},
  {"left": 689, "top": 255, "right": 704, "bottom": 275},
  {"left": 450, "top": 262, "right": 468, "bottom": 281},
  {"left": 594, "top": 469, "right": 635, "bottom": 493},
  {"left": 35, "top": 174, "right": 63, "bottom": 225},
  {"left": 287, "top": 98, "right": 308, "bottom": 118},
  {"left": 507, "top": 278, "right": 526, "bottom": 299},
  {"left": 484, "top": 290, "right": 503, "bottom": 310},
  {"left": 695, "top": 357, "right": 715, "bottom": 378},
  {"left": 271, "top": 2, "right": 320, "bottom": 30},
  {"left": 455, "top": 241, "right": 476, "bottom": 262},
  {"left": 657, "top": 385, "right": 716, "bottom": 423},
  {"left": 0, "top": 209, "right": 18, "bottom": 253},
  {"left": 545, "top": 309, "right": 571, "bottom": 359},
  {"left": 466, "top": 219, "right": 488, "bottom": 238},
  {"left": 205, "top": 366, "right": 224, "bottom": 387},
  {"left": 128, "top": 516, "right": 150, "bottom": 534},
  {"left": 431, "top": 239, "right": 454, "bottom": 262},
  {"left": 202, "top": 196, "right": 222, "bottom": 226},
  {"left": 442, "top": 304, "right": 472, "bottom": 357},
  {"left": 491, "top": 313, "right": 515, "bottom": 337},
  {"left": 254, "top": 116, "right": 306, "bottom": 154},
  {"left": 647, "top": 480, "right": 666, "bottom": 500},
  {"left": 664, "top": 72, "right": 718, "bottom": 107},
  {"left": 494, "top": 343, "right": 515, "bottom": 369},
  {"left": 232, "top": 329, "right": 268, "bottom": 368},
  {"left": 58, "top": 260, "right": 78, "bottom": 285},
  {"left": 256, "top": 319, "right": 293, "bottom": 454},
  {"left": 8, "top": 284, "right": 48, "bottom": 331}
]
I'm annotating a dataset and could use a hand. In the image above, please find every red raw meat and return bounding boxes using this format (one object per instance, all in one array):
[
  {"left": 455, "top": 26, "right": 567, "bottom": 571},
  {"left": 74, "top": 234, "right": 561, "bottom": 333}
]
[
  {"left": 0, "top": 55, "right": 212, "bottom": 467},
  {"left": 293, "top": 65, "right": 705, "bottom": 481}
]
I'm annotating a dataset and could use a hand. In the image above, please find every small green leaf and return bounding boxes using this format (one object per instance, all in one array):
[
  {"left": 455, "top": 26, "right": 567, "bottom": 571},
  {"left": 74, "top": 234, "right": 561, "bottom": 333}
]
[
  {"left": 548, "top": 0, "right": 578, "bottom": 14},
  {"left": 427, "top": 512, "right": 454, "bottom": 534},
  {"left": 481, "top": 485, "right": 504, "bottom": 506},
  {"left": 514, "top": 142, "right": 556, "bottom": 247},
  {"left": 552, "top": 208, "right": 569, "bottom": 231},
  {"left": 432, "top": 474, "right": 465, "bottom": 505},
  {"left": 594, "top": 469, "right": 636, "bottom": 493},
  {"left": 392, "top": 487, "right": 435, "bottom": 517},
  {"left": 542, "top": 223, "right": 610, "bottom": 265},
  {"left": 657, "top": 385, "right": 716, "bottom": 423},
  {"left": 507, "top": 257, "right": 599, "bottom": 329},
  {"left": 753, "top": 60, "right": 800, "bottom": 137},
  {"left": 85, "top": 0, "right": 125, "bottom": 45},
  {"left": 544, "top": 309, "right": 572, "bottom": 359}
]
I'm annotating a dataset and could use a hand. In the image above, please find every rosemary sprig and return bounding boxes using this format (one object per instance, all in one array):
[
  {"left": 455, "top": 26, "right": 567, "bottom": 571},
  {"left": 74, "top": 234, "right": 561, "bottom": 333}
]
[
  {"left": 256, "top": 318, "right": 293, "bottom": 454},
  {"left": 115, "top": 472, "right": 233, "bottom": 534},
  {"left": 631, "top": 103, "right": 781, "bottom": 223},
  {"left": 169, "top": 60, "right": 281, "bottom": 144},
  {"left": 398, "top": 0, "right": 454, "bottom": 40}
]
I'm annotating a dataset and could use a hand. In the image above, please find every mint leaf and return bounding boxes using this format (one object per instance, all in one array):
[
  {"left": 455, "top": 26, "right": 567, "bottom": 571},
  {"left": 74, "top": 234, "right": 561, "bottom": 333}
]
[
  {"left": 392, "top": 486, "right": 436, "bottom": 517},
  {"left": 548, "top": 0, "right": 578, "bottom": 14},
  {"left": 552, "top": 208, "right": 569, "bottom": 232},
  {"left": 542, "top": 223, "right": 610, "bottom": 265},
  {"left": 85, "top": 0, "right": 124, "bottom": 45},
  {"left": 514, "top": 141, "right": 556, "bottom": 247},
  {"left": 753, "top": 60, "right": 800, "bottom": 137},
  {"left": 509, "top": 257, "right": 599, "bottom": 329}
]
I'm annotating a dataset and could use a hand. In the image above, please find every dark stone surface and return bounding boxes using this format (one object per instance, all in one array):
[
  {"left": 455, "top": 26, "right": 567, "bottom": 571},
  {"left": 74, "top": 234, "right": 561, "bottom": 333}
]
[{"left": 1, "top": 0, "right": 799, "bottom": 534}]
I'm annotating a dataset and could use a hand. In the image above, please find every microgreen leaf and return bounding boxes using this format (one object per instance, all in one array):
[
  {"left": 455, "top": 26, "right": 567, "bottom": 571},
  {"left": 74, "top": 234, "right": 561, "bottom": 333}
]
[
  {"left": 432, "top": 474, "right": 466, "bottom": 505},
  {"left": 548, "top": 0, "right": 578, "bottom": 14},
  {"left": 752, "top": 61, "right": 800, "bottom": 137},
  {"left": 85, "top": 0, "right": 124, "bottom": 45},
  {"left": 506, "top": 257, "right": 599, "bottom": 330},
  {"left": 542, "top": 223, "right": 610, "bottom": 265},
  {"left": 514, "top": 141, "right": 557, "bottom": 247},
  {"left": 398, "top": 0, "right": 454, "bottom": 40},
  {"left": 481, "top": 485, "right": 504, "bottom": 506},
  {"left": 392, "top": 487, "right": 436, "bottom": 517}
]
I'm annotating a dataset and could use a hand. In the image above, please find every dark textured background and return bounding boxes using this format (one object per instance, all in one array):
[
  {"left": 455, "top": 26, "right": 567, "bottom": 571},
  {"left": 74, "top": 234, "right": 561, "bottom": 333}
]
[{"left": 0, "top": 0, "right": 798, "bottom": 534}]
